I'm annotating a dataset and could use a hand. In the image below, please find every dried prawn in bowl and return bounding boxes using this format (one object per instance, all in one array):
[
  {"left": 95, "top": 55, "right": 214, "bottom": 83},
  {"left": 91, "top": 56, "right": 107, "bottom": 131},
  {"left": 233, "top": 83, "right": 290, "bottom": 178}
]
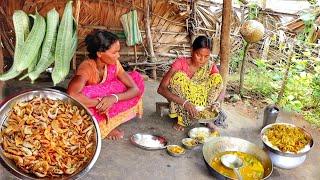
[{"left": 0, "top": 89, "right": 101, "bottom": 179}]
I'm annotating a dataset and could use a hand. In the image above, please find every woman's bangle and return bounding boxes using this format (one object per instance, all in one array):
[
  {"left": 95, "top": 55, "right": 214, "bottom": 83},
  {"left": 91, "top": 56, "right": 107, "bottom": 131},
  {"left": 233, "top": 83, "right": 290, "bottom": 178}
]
[
  {"left": 111, "top": 94, "right": 119, "bottom": 103},
  {"left": 182, "top": 100, "right": 189, "bottom": 107}
]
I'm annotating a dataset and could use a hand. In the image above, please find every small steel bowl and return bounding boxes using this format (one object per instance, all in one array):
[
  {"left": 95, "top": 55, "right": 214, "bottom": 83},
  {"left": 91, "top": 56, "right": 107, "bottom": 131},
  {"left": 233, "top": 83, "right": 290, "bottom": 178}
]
[
  {"left": 188, "top": 127, "right": 211, "bottom": 144},
  {"left": 166, "top": 145, "right": 186, "bottom": 157},
  {"left": 181, "top": 138, "right": 198, "bottom": 149},
  {"left": 130, "top": 133, "right": 168, "bottom": 150},
  {"left": 0, "top": 88, "right": 102, "bottom": 180}
]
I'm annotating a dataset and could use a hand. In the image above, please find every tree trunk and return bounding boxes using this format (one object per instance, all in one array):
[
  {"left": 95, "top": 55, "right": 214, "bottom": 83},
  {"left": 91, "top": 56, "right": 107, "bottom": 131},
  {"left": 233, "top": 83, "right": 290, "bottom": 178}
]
[
  {"left": 144, "top": 0, "right": 157, "bottom": 79},
  {"left": 219, "top": 0, "right": 232, "bottom": 99},
  {"left": 239, "top": 42, "right": 250, "bottom": 94}
]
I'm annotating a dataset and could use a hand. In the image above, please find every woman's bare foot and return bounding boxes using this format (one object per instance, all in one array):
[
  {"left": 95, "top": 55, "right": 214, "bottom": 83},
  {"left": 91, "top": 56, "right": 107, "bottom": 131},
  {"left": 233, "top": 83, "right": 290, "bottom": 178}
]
[
  {"left": 173, "top": 123, "right": 185, "bottom": 131},
  {"left": 206, "top": 122, "right": 217, "bottom": 131},
  {"left": 107, "top": 128, "right": 124, "bottom": 140}
]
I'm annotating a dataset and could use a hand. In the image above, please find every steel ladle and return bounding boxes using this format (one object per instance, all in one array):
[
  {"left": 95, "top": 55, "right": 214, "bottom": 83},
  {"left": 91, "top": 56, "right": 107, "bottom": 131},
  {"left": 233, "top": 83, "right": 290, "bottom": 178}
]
[{"left": 220, "top": 154, "right": 243, "bottom": 180}]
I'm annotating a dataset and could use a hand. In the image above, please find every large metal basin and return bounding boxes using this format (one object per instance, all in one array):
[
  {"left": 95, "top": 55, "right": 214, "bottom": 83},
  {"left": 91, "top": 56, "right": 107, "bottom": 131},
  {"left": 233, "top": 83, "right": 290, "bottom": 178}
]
[
  {"left": 202, "top": 136, "right": 273, "bottom": 180},
  {"left": 260, "top": 123, "right": 314, "bottom": 169},
  {"left": 0, "top": 88, "right": 102, "bottom": 179}
]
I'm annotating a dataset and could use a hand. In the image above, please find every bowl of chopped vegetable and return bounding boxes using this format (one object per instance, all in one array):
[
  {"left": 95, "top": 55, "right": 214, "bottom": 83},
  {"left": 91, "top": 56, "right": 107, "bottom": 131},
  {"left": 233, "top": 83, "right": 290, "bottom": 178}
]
[{"left": 260, "top": 123, "right": 314, "bottom": 169}]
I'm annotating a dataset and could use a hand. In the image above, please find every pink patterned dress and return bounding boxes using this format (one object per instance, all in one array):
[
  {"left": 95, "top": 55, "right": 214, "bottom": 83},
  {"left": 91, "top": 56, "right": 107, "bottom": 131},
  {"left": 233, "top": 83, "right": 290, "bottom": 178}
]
[{"left": 81, "top": 64, "right": 144, "bottom": 138}]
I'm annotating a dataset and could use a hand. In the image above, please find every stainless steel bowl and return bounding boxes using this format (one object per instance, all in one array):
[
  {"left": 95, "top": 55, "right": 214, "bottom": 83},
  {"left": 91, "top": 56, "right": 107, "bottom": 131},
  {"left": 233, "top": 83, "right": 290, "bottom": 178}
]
[
  {"left": 0, "top": 88, "right": 102, "bottom": 180},
  {"left": 203, "top": 136, "right": 273, "bottom": 180},
  {"left": 260, "top": 123, "right": 314, "bottom": 169},
  {"left": 166, "top": 145, "right": 186, "bottom": 157},
  {"left": 188, "top": 127, "right": 211, "bottom": 144},
  {"left": 181, "top": 138, "right": 198, "bottom": 149},
  {"left": 260, "top": 123, "right": 314, "bottom": 157}
]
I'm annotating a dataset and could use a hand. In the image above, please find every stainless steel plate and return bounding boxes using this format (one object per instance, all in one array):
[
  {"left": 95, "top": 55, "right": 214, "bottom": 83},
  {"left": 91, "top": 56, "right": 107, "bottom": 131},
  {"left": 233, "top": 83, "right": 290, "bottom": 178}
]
[
  {"left": 130, "top": 133, "right": 168, "bottom": 150},
  {"left": 0, "top": 88, "right": 102, "bottom": 180}
]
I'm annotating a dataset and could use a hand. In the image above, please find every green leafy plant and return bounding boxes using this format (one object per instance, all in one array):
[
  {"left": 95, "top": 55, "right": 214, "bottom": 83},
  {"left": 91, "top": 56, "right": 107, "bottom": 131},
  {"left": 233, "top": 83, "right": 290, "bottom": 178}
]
[
  {"left": 244, "top": 59, "right": 280, "bottom": 98},
  {"left": 247, "top": 3, "right": 259, "bottom": 20},
  {"left": 297, "top": 12, "right": 317, "bottom": 43}
]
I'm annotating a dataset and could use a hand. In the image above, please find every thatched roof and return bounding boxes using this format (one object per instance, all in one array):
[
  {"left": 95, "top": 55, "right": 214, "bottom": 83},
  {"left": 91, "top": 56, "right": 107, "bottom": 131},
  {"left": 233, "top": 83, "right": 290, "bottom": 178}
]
[{"left": 0, "top": 0, "right": 190, "bottom": 63}]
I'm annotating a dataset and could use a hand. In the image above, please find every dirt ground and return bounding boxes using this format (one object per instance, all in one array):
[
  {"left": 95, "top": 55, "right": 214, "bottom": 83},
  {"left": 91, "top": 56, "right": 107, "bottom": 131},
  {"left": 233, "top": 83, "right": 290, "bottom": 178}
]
[{"left": 0, "top": 79, "right": 319, "bottom": 180}]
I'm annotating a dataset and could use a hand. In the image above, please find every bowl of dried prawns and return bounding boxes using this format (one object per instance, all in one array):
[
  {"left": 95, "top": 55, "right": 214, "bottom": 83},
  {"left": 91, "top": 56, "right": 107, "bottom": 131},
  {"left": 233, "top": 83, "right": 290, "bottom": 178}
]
[{"left": 0, "top": 88, "right": 101, "bottom": 179}]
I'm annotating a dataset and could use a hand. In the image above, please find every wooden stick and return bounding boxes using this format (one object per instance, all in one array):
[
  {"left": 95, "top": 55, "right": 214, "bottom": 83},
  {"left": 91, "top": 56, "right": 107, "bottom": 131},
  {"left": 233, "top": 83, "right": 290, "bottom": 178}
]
[
  {"left": 239, "top": 42, "right": 250, "bottom": 95},
  {"left": 219, "top": 0, "right": 232, "bottom": 99},
  {"left": 0, "top": 24, "right": 14, "bottom": 57},
  {"left": 72, "top": 0, "right": 81, "bottom": 70},
  {"left": 144, "top": 0, "right": 157, "bottom": 79},
  {"left": 128, "top": 61, "right": 173, "bottom": 66},
  {"left": 81, "top": 24, "right": 188, "bottom": 35},
  {"left": 277, "top": 49, "right": 294, "bottom": 105},
  {"left": 134, "top": 45, "right": 137, "bottom": 70},
  {"left": 0, "top": 37, "right": 4, "bottom": 98},
  {"left": 76, "top": 51, "right": 188, "bottom": 58}
]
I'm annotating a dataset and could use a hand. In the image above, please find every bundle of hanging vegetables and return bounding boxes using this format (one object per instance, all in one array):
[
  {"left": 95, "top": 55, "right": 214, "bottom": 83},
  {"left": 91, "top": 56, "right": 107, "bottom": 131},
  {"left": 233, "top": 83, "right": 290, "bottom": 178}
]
[{"left": 0, "top": 1, "right": 77, "bottom": 86}]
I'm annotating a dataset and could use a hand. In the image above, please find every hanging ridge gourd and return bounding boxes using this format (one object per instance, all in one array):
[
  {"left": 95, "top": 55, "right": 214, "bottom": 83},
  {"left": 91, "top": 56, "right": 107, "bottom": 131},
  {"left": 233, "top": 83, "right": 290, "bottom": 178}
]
[
  {"left": 15, "top": 12, "right": 46, "bottom": 72},
  {"left": 63, "top": 19, "right": 77, "bottom": 78},
  {"left": 0, "top": 10, "right": 30, "bottom": 81},
  {"left": 19, "top": 49, "right": 41, "bottom": 81},
  {"left": 26, "top": 8, "right": 60, "bottom": 83},
  {"left": 52, "top": 1, "right": 77, "bottom": 86}
]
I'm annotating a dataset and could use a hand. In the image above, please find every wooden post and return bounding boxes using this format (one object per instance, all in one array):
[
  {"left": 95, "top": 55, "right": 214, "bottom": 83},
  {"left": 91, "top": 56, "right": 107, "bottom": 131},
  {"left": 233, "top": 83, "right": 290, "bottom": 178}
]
[
  {"left": 72, "top": 0, "right": 81, "bottom": 70},
  {"left": 144, "top": 0, "right": 157, "bottom": 79},
  {"left": 239, "top": 42, "right": 250, "bottom": 94},
  {"left": 0, "top": 38, "right": 4, "bottom": 99},
  {"left": 133, "top": 45, "right": 138, "bottom": 70},
  {"left": 219, "top": 0, "right": 232, "bottom": 99},
  {"left": 277, "top": 49, "right": 294, "bottom": 105}
]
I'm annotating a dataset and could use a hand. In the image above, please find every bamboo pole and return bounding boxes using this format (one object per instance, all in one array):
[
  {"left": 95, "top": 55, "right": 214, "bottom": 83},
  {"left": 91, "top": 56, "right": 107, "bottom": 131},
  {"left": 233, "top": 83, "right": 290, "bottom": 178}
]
[
  {"left": 0, "top": 38, "right": 4, "bottom": 99},
  {"left": 72, "top": 0, "right": 81, "bottom": 70},
  {"left": 76, "top": 51, "right": 188, "bottom": 58},
  {"left": 144, "top": 0, "right": 157, "bottom": 79},
  {"left": 239, "top": 42, "right": 250, "bottom": 94},
  {"left": 219, "top": 0, "right": 232, "bottom": 99},
  {"left": 133, "top": 45, "right": 138, "bottom": 70}
]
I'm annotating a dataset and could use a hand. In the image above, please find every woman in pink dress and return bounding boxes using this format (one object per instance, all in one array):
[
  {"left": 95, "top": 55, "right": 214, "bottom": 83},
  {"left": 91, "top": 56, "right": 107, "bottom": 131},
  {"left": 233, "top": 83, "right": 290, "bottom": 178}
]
[{"left": 67, "top": 30, "right": 144, "bottom": 140}]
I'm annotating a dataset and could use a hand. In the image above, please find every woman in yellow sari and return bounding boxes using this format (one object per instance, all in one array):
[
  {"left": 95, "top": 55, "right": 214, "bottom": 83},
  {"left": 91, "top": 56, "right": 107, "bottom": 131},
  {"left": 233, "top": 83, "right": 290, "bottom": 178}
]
[{"left": 157, "top": 36, "right": 223, "bottom": 131}]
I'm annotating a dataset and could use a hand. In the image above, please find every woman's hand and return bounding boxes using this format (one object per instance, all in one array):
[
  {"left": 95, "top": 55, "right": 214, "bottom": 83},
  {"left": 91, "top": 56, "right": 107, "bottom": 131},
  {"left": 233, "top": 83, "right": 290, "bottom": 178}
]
[
  {"left": 184, "top": 101, "right": 198, "bottom": 118},
  {"left": 96, "top": 95, "right": 118, "bottom": 113}
]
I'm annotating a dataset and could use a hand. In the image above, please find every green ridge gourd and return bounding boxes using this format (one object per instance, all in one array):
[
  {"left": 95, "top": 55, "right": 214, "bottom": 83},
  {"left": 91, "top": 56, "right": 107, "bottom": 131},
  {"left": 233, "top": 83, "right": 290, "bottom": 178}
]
[
  {"left": 52, "top": 1, "right": 76, "bottom": 86},
  {"left": 0, "top": 10, "right": 30, "bottom": 81},
  {"left": 27, "top": 8, "right": 59, "bottom": 83},
  {"left": 16, "top": 12, "right": 46, "bottom": 72}
]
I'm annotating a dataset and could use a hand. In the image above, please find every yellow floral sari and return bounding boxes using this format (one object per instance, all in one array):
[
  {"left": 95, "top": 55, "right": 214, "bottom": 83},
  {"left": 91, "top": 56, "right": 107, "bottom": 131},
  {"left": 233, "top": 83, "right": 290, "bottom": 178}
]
[{"left": 168, "top": 61, "right": 223, "bottom": 126}]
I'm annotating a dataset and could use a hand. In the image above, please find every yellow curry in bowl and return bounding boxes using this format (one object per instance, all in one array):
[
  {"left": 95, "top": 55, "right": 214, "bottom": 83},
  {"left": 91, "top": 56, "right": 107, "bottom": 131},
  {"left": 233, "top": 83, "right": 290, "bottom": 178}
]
[
  {"left": 211, "top": 151, "right": 264, "bottom": 180},
  {"left": 167, "top": 145, "right": 185, "bottom": 156}
]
